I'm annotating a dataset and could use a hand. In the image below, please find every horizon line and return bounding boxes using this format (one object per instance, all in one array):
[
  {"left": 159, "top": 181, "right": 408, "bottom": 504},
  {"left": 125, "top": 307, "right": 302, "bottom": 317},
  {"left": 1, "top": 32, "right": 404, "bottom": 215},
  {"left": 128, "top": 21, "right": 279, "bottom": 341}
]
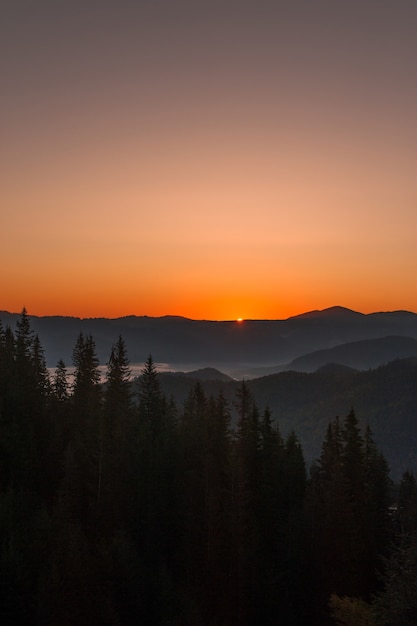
[{"left": 1, "top": 305, "right": 416, "bottom": 323}]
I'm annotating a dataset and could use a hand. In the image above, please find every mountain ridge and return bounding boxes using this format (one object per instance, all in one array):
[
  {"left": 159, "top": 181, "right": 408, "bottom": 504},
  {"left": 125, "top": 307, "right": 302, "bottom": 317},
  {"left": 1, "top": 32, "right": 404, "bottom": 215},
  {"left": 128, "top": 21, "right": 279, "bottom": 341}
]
[
  {"left": 0, "top": 305, "right": 397, "bottom": 322},
  {"left": 2, "top": 307, "right": 417, "bottom": 372}
]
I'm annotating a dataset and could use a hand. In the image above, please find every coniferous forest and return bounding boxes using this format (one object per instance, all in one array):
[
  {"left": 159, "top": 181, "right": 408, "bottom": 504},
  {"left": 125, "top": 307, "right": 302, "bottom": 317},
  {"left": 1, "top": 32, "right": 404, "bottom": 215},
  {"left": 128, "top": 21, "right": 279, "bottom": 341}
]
[{"left": 1, "top": 310, "right": 417, "bottom": 625}]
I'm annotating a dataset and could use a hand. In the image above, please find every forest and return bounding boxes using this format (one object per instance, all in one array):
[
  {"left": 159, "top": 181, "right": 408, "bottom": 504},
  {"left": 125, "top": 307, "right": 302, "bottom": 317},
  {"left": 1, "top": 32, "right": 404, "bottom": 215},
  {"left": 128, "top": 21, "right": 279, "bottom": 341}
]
[{"left": 0, "top": 310, "right": 416, "bottom": 625}]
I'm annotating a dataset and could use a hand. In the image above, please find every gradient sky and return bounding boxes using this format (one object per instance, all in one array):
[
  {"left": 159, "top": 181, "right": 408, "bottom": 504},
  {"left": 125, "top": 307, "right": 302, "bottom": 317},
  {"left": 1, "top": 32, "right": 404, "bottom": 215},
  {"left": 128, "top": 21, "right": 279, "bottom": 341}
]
[{"left": 2, "top": 0, "right": 416, "bottom": 320}]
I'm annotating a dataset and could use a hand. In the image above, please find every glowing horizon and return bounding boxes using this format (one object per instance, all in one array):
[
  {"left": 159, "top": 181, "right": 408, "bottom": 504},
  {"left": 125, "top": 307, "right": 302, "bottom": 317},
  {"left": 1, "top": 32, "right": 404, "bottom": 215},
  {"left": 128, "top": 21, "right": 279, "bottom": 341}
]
[{"left": 3, "top": 301, "right": 416, "bottom": 323}]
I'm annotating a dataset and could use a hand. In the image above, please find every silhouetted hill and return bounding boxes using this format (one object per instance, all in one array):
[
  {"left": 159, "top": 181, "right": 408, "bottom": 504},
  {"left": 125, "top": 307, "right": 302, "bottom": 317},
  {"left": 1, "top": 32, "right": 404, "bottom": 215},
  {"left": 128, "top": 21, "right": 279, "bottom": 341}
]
[
  {"left": 166, "top": 367, "right": 234, "bottom": 382},
  {"left": 2, "top": 307, "right": 417, "bottom": 372},
  {"left": 315, "top": 363, "right": 358, "bottom": 375},
  {"left": 289, "top": 305, "right": 365, "bottom": 320}
]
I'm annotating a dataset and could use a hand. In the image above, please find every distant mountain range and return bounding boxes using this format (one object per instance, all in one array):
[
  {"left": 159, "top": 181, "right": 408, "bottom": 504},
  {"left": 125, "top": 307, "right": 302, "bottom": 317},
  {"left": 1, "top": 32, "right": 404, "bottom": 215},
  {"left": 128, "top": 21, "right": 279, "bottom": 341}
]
[{"left": 1, "top": 306, "right": 417, "bottom": 375}]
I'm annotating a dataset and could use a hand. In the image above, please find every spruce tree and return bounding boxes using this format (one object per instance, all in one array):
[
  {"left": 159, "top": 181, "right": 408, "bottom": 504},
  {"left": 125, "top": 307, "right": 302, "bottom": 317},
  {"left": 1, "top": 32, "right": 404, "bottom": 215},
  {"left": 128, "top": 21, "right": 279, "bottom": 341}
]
[
  {"left": 0, "top": 326, "right": 15, "bottom": 490},
  {"left": 363, "top": 425, "right": 392, "bottom": 590},
  {"left": 46, "top": 360, "right": 71, "bottom": 503},
  {"left": 232, "top": 381, "right": 260, "bottom": 626},
  {"left": 132, "top": 356, "right": 180, "bottom": 623},
  {"left": 308, "top": 416, "right": 355, "bottom": 614},
  {"left": 0, "top": 312, "right": 52, "bottom": 623},
  {"left": 68, "top": 333, "right": 102, "bottom": 528},
  {"left": 397, "top": 471, "right": 417, "bottom": 534},
  {"left": 0, "top": 320, "right": 5, "bottom": 407},
  {"left": 52, "top": 359, "right": 69, "bottom": 404},
  {"left": 372, "top": 530, "right": 417, "bottom": 626},
  {"left": 72, "top": 333, "right": 101, "bottom": 411},
  {"left": 252, "top": 406, "right": 286, "bottom": 624},
  {"left": 101, "top": 336, "right": 133, "bottom": 527},
  {"left": 137, "top": 354, "right": 162, "bottom": 436},
  {"left": 178, "top": 382, "right": 209, "bottom": 602},
  {"left": 201, "top": 391, "right": 233, "bottom": 623},
  {"left": 11, "top": 309, "right": 42, "bottom": 493},
  {"left": 308, "top": 409, "right": 392, "bottom": 622}
]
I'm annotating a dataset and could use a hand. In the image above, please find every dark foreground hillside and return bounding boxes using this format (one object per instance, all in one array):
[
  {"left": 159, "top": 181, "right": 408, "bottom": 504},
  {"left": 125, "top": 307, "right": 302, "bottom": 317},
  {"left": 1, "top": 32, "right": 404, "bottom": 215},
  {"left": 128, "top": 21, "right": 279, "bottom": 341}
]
[{"left": 1, "top": 311, "right": 417, "bottom": 625}]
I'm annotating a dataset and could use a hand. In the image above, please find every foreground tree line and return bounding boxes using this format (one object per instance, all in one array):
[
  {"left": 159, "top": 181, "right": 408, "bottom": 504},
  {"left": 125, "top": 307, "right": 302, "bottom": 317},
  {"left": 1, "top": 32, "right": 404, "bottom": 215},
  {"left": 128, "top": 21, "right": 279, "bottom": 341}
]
[{"left": 0, "top": 310, "right": 417, "bottom": 625}]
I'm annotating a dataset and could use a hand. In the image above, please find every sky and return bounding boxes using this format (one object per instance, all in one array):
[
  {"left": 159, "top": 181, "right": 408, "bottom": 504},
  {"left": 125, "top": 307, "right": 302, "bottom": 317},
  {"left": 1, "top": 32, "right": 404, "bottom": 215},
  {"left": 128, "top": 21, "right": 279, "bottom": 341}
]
[{"left": 2, "top": 0, "right": 416, "bottom": 320}]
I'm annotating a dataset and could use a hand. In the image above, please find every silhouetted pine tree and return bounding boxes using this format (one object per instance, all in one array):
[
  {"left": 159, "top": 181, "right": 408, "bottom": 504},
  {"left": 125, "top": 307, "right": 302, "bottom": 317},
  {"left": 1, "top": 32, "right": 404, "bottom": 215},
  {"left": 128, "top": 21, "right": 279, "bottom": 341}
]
[
  {"left": 52, "top": 359, "right": 69, "bottom": 403},
  {"left": 232, "top": 380, "right": 260, "bottom": 626},
  {"left": 363, "top": 425, "right": 392, "bottom": 591},
  {"left": 13, "top": 308, "right": 38, "bottom": 492},
  {"left": 131, "top": 356, "right": 180, "bottom": 624},
  {"left": 0, "top": 320, "right": 5, "bottom": 405},
  {"left": 372, "top": 529, "right": 417, "bottom": 626},
  {"left": 177, "top": 381, "right": 209, "bottom": 617},
  {"left": 396, "top": 470, "right": 417, "bottom": 534},
  {"left": 0, "top": 325, "right": 16, "bottom": 490},
  {"left": 281, "top": 431, "right": 309, "bottom": 621},
  {"left": 0, "top": 311, "right": 53, "bottom": 624},
  {"left": 44, "top": 360, "right": 72, "bottom": 503},
  {"left": 137, "top": 354, "right": 163, "bottom": 437},
  {"left": 370, "top": 471, "right": 417, "bottom": 624},
  {"left": 67, "top": 333, "right": 102, "bottom": 529},
  {"left": 250, "top": 406, "right": 285, "bottom": 624},
  {"left": 99, "top": 336, "right": 133, "bottom": 531},
  {"left": 199, "top": 391, "right": 234, "bottom": 624},
  {"left": 308, "top": 410, "right": 392, "bottom": 623}
]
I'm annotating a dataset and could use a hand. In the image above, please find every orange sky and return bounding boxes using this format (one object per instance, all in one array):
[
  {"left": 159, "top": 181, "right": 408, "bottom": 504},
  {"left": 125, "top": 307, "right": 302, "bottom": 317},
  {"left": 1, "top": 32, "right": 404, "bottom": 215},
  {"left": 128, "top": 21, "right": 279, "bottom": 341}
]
[{"left": 2, "top": 1, "right": 416, "bottom": 320}]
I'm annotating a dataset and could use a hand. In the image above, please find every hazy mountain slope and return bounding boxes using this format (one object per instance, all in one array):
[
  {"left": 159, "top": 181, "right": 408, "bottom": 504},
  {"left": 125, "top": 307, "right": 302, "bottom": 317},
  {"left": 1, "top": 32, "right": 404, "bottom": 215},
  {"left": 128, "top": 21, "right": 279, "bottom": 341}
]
[
  {"left": 282, "top": 335, "right": 417, "bottom": 372},
  {"left": 158, "top": 358, "right": 417, "bottom": 481}
]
